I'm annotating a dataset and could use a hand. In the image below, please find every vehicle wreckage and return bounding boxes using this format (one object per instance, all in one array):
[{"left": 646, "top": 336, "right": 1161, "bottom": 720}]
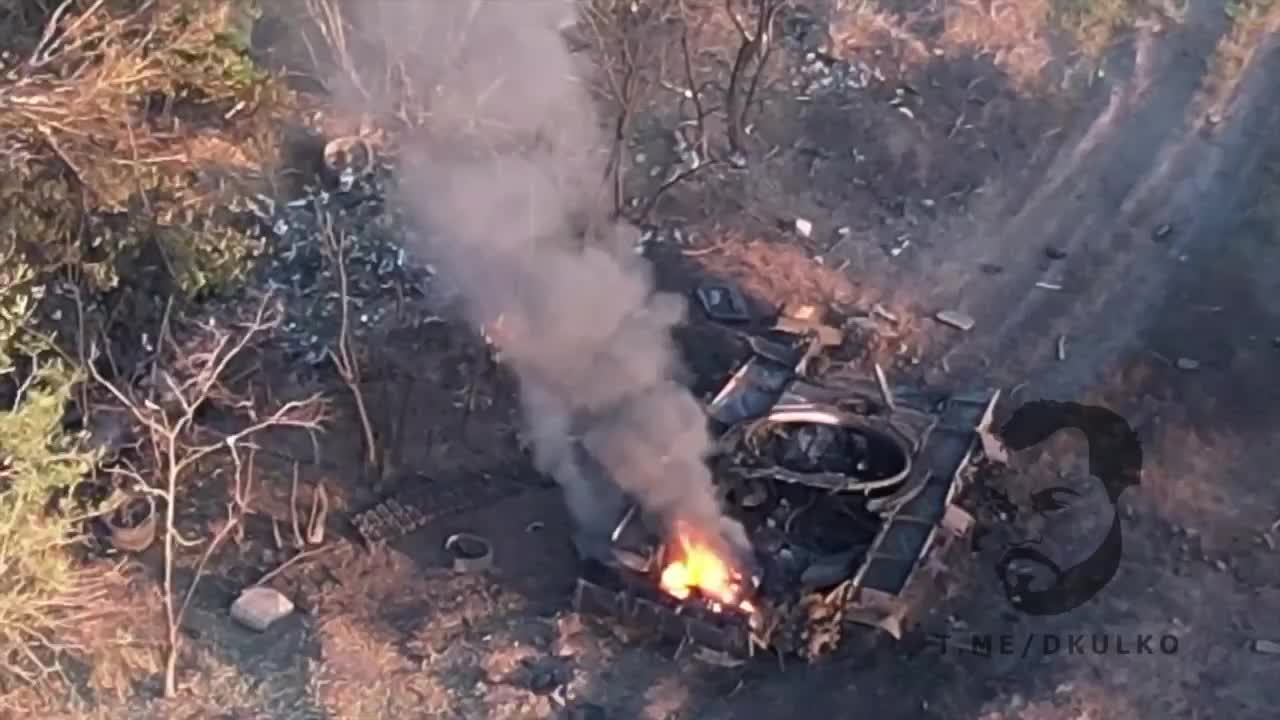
[
  {"left": 570, "top": 304, "right": 996, "bottom": 662},
  {"left": 349, "top": 291, "right": 997, "bottom": 662}
]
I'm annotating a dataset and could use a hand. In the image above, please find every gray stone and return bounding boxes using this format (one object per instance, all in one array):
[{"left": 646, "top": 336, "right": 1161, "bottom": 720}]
[
  {"left": 230, "top": 587, "right": 295, "bottom": 632},
  {"left": 935, "top": 310, "right": 975, "bottom": 331}
]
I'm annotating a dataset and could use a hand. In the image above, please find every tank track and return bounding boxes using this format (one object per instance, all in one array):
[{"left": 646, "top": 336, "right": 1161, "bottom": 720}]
[{"left": 351, "top": 473, "right": 540, "bottom": 545}]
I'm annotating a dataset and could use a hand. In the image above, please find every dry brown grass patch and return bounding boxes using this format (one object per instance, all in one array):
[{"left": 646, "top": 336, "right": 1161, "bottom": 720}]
[
  {"left": 1200, "top": 0, "right": 1280, "bottom": 114},
  {"left": 690, "top": 232, "right": 864, "bottom": 310}
]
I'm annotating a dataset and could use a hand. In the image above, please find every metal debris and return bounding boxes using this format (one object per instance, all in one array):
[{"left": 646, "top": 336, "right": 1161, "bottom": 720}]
[
  {"left": 976, "top": 388, "right": 1009, "bottom": 464},
  {"left": 696, "top": 284, "right": 752, "bottom": 323},
  {"left": 774, "top": 315, "right": 843, "bottom": 347},
  {"left": 445, "top": 533, "right": 494, "bottom": 573},
  {"left": 782, "top": 303, "right": 820, "bottom": 322},
  {"left": 351, "top": 474, "right": 533, "bottom": 545},
  {"left": 1254, "top": 639, "right": 1280, "bottom": 655},
  {"left": 872, "top": 304, "right": 899, "bottom": 324},
  {"left": 1153, "top": 223, "right": 1174, "bottom": 241},
  {"left": 1057, "top": 335, "right": 1068, "bottom": 361},
  {"left": 935, "top": 310, "right": 975, "bottom": 331},
  {"left": 873, "top": 363, "right": 896, "bottom": 413},
  {"left": 795, "top": 218, "right": 814, "bottom": 238},
  {"left": 1035, "top": 281, "right": 1063, "bottom": 291}
]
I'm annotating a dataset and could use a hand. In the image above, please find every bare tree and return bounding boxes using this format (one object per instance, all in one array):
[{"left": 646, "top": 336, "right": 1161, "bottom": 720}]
[
  {"left": 724, "top": 0, "right": 787, "bottom": 158},
  {"left": 316, "top": 209, "right": 378, "bottom": 472},
  {"left": 89, "top": 294, "right": 329, "bottom": 698}
]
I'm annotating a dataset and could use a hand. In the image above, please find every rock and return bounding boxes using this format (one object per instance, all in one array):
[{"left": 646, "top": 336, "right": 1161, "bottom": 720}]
[
  {"left": 1175, "top": 357, "right": 1200, "bottom": 371},
  {"left": 935, "top": 310, "right": 975, "bottom": 331},
  {"left": 1253, "top": 639, "right": 1280, "bottom": 655},
  {"left": 230, "top": 587, "right": 295, "bottom": 632},
  {"left": 794, "top": 218, "right": 813, "bottom": 238}
]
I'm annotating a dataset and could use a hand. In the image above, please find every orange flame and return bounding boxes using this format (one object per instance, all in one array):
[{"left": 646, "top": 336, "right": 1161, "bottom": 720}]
[{"left": 658, "top": 525, "right": 755, "bottom": 614}]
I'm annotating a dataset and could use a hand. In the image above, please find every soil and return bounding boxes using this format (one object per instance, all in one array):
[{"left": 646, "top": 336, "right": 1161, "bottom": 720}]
[{"left": 42, "top": 1, "right": 1280, "bottom": 718}]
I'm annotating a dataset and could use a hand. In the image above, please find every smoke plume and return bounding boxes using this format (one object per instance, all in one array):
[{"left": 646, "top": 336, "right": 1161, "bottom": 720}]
[{"left": 343, "top": 1, "right": 750, "bottom": 560}]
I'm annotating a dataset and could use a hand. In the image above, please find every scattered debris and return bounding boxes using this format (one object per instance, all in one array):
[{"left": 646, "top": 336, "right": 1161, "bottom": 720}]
[
  {"left": 774, "top": 315, "right": 843, "bottom": 347},
  {"left": 942, "top": 506, "right": 975, "bottom": 537},
  {"left": 782, "top": 302, "right": 820, "bottom": 322},
  {"left": 694, "top": 647, "right": 746, "bottom": 668},
  {"left": 872, "top": 304, "right": 899, "bottom": 324},
  {"left": 351, "top": 474, "right": 533, "bottom": 545},
  {"left": 1035, "top": 281, "right": 1063, "bottom": 291},
  {"left": 1175, "top": 357, "right": 1201, "bottom": 371},
  {"left": 1254, "top": 639, "right": 1280, "bottom": 655},
  {"left": 106, "top": 494, "right": 158, "bottom": 553},
  {"left": 696, "top": 284, "right": 752, "bottom": 323},
  {"left": 976, "top": 388, "right": 1009, "bottom": 464},
  {"left": 795, "top": 218, "right": 814, "bottom": 238},
  {"left": 935, "top": 310, "right": 975, "bottom": 331},
  {"left": 230, "top": 587, "right": 295, "bottom": 632},
  {"left": 323, "top": 136, "right": 375, "bottom": 182},
  {"left": 445, "top": 533, "right": 494, "bottom": 573},
  {"left": 873, "top": 363, "right": 896, "bottom": 413},
  {"left": 706, "top": 356, "right": 795, "bottom": 426}
]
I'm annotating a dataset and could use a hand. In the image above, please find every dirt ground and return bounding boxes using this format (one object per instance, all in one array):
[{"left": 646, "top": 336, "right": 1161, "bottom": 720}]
[{"left": 29, "top": 1, "right": 1280, "bottom": 718}]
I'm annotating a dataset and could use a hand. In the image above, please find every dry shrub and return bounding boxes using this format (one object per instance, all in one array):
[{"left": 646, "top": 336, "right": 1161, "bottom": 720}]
[
  {"left": 689, "top": 231, "right": 865, "bottom": 311},
  {"left": 0, "top": 0, "right": 298, "bottom": 301}
]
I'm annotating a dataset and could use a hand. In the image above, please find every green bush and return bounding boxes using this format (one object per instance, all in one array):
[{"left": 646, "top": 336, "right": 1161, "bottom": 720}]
[{"left": 0, "top": 357, "right": 100, "bottom": 692}]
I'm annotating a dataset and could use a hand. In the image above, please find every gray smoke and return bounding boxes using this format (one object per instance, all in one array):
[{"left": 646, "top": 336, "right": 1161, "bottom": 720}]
[{"left": 344, "top": 1, "right": 749, "bottom": 560}]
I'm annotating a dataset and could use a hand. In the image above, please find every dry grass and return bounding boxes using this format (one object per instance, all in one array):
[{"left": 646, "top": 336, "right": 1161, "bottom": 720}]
[
  {"left": 1201, "top": 0, "right": 1280, "bottom": 114},
  {"left": 0, "top": 0, "right": 298, "bottom": 298},
  {"left": 1049, "top": 0, "right": 1148, "bottom": 57},
  {"left": 827, "top": 0, "right": 1177, "bottom": 88},
  {"left": 827, "top": 0, "right": 1054, "bottom": 89},
  {"left": 688, "top": 230, "right": 864, "bottom": 310},
  {"left": 941, "top": 0, "right": 1057, "bottom": 87}
]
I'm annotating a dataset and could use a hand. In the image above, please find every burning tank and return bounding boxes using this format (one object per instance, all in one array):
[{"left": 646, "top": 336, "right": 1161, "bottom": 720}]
[{"left": 572, "top": 344, "right": 995, "bottom": 662}]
